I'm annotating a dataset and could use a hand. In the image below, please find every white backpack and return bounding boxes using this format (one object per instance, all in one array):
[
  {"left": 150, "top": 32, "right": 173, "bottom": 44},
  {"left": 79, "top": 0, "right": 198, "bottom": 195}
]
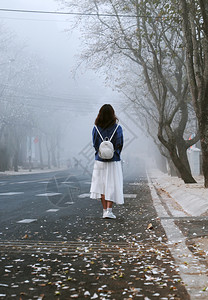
[{"left": 95, "top": 124, "right": 119, "bottom": 159}]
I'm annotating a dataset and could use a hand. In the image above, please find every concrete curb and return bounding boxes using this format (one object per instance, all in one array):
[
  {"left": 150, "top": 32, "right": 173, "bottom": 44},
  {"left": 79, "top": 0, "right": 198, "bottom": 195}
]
[
  {"left": 147, "top": 172, "right": 208, "bottom": 300},
  {"left": 0, "top": 168, "right": 69, "bottom": 177},
  {"left": 150, "top": 170, "right": 208, "bottom": 217}
]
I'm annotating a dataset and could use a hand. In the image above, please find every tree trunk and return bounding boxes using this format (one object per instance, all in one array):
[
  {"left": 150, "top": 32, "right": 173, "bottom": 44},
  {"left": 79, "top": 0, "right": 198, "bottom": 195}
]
[
  {"left": 200, "top": 110, "right": 208, "bottom": 187},
  {"left": 51, "top": 149, "right": 57, "bottom": 167},
  {"left": 13, "top": 150, "right": 18, "bottom": 172},
  {"left": 177, "top": 142, "right": 192, "bottom": 175},
  {"left": 201, "top": 145, "right": 208, "bottom": 188},
  {"left": 169, "top": 147, "right": 196, "bottom": 183},
  {"left": 47, "top": 151, "right": 51, "bottom": 169},
  {"left": 0, "top": 147, "right": 8, "bottom": 172},
  {"left": 57, "top": 150, "right": 60, "bottom": 168},
  {"left": 158, "top": 129, "right": 196, "bottom": 183},
  {"left": 28, "top": 135, "right": 32, "bottom": 172},
  {"left": 180, "top": 0, "right": 208, "bottom": 186},
  {"left": 46, "top": 139, "right": 51, "bottom": 169},
  {"left": 38, "top": 136, "right": 44, "bottom": 170}
]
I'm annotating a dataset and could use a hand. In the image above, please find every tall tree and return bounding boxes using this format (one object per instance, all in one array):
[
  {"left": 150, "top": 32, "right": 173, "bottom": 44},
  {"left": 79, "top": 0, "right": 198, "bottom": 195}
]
[
  {"left": 121, "top": 69, "right": 198, "bottom": 177},
  {"left": 60, "top": 0, "right": 198, "bottom": 183},
  {"left": 179, "top": 0, "right": 208, "bottom": 186}
]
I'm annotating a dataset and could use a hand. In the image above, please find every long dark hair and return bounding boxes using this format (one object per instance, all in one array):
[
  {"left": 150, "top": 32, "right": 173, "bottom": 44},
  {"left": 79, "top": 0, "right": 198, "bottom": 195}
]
[{"left": 95, "top": 104, "right": 118, "bottom": 128}]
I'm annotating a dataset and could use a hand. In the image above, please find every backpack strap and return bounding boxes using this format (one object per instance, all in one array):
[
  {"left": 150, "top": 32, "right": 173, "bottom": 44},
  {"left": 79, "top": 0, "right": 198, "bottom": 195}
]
[
  {"left": 95, "top": 124, "right": 119, "bottom": 141},
  {"left": 94, "top": 125, "right": 104, "bottom": 141},
  {"left": 109, "top": 124, "right": 119, "bottom": 141}
]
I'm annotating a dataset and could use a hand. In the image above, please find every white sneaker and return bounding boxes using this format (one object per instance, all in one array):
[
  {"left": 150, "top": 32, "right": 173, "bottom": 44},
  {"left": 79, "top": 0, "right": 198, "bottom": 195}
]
[
  {"left": 103, "top": 211, "right": 108, "bottom": 218},
  {"left": 105, "top": 211, "right": 116, "bottom": 219}
]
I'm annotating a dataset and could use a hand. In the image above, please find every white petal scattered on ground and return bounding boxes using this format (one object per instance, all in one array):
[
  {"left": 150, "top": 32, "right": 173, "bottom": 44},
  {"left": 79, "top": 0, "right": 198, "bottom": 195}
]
[
  {"left": 84, "top": 291, "right": 91, "bottom": 296},
  {"left": 17, "top": 219, "right": 37, "bottom": 224},
  {"left": 91, "top": 293, "right": 99, "bottom": 299},
  {"left": 0, "top": 284, "right": 8, "bottom": 287}
]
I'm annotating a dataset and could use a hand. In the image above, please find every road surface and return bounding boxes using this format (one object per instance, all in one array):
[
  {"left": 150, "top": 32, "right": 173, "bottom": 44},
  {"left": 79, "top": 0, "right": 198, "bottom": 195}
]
[{"left": 0, "top": 168, "right": 189, "bottom": 299}]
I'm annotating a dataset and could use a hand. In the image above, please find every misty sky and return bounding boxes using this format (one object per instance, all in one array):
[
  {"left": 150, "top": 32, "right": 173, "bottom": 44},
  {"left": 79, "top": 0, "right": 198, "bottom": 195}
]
[
  {"left": 0, "top": 0, "right": 121, "bottom": 106},
  {"left": 0, "top": 0, "right": 153, "bottom": 164},
  {"left": 0, "top": 1, "right": 131, "bottom": 156}
]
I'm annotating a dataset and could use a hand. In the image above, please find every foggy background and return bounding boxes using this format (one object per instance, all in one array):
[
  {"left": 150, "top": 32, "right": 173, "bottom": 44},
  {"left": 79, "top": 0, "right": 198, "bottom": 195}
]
[{"left": 0, "top": 0, "right": 157, "bottom": 176}]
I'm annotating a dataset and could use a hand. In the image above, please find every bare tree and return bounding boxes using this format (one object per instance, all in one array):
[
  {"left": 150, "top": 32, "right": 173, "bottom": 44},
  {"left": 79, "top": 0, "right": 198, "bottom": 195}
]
[
  {"left": 120, "top": 64, "right": 198, "bottom": 177},
  {"left": 60, "top": 0, "right": 198, "bottom": 182},
  {"left": 0, "top": 23, "right": 46, "bottom": 171},
  {"left": 179, "top": 0, "right": 208, "bottom": 186}
]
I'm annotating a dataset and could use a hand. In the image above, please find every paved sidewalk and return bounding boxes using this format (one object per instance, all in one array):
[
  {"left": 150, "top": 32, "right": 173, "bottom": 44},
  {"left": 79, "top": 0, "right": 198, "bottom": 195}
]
[
  {"left": 148, "top": 169, "right": 208, "bottom": 299},
  {"left": 149, "top": 169, "right": 208, "bottom": 217}
]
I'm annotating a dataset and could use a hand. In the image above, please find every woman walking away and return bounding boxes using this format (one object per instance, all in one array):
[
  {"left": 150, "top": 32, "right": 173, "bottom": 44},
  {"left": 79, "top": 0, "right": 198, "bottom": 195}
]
[{"left": 90, "top": 104, "right": 124, "bottom": 219}]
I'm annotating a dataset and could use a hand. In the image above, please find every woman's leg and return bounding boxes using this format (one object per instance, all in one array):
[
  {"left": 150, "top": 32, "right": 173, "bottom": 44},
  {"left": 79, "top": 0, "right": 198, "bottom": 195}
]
[
  {"left": 106, "top": 200, "right": 116, "bottom": 219},
  {"left": 101, "top": 195, "right": 113, "bottom": 209},
  {"left": 106, "top": 201, "right": 113, "bottom": 208},
  {"left": 101, "top": 194, "right": 107, "bottom": 218},
  {"left": 101, "top": 194, "right": 107, "bottom": 209},
  {"left": 101, "top": 195, "right": 116, "bottom": 219}
]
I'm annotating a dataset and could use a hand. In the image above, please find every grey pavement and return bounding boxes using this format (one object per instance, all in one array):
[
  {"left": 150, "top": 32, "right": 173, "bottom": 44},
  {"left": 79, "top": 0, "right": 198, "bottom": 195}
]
[
  {"left": 1, "top": 166, "right": 208, "bottom": 299},
  {"left": 148, "top": 169, "right": 208, "bottom": 299},
  {"left": 149, "top": 169, "right": 208, "bottom": 216},
  {"left": 0, "top": 168, "right": 190, "bottom": 299}
]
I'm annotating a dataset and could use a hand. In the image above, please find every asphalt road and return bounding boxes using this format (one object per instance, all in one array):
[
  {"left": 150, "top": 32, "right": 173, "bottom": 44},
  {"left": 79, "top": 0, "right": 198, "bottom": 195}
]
[{"left": 0, "top": 168, "right": 190, "bottom": 299}]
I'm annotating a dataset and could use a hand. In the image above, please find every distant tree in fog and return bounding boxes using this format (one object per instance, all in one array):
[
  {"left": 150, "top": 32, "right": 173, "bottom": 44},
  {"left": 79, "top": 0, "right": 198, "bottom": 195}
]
[{"left": 0, "top": 23, "right": 49, "bottom": 171}]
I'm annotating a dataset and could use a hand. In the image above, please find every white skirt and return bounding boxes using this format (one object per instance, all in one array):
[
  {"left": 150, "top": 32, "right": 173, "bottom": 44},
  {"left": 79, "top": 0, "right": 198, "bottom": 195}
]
[{"left": 90, "top": 160, "right": 124, "bottom": 205}]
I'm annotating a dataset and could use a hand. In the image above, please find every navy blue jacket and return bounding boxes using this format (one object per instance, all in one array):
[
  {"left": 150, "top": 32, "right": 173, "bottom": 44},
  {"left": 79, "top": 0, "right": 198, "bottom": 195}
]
[{"left": 92, "top": 123, "right": 123, "bottom": 162}]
